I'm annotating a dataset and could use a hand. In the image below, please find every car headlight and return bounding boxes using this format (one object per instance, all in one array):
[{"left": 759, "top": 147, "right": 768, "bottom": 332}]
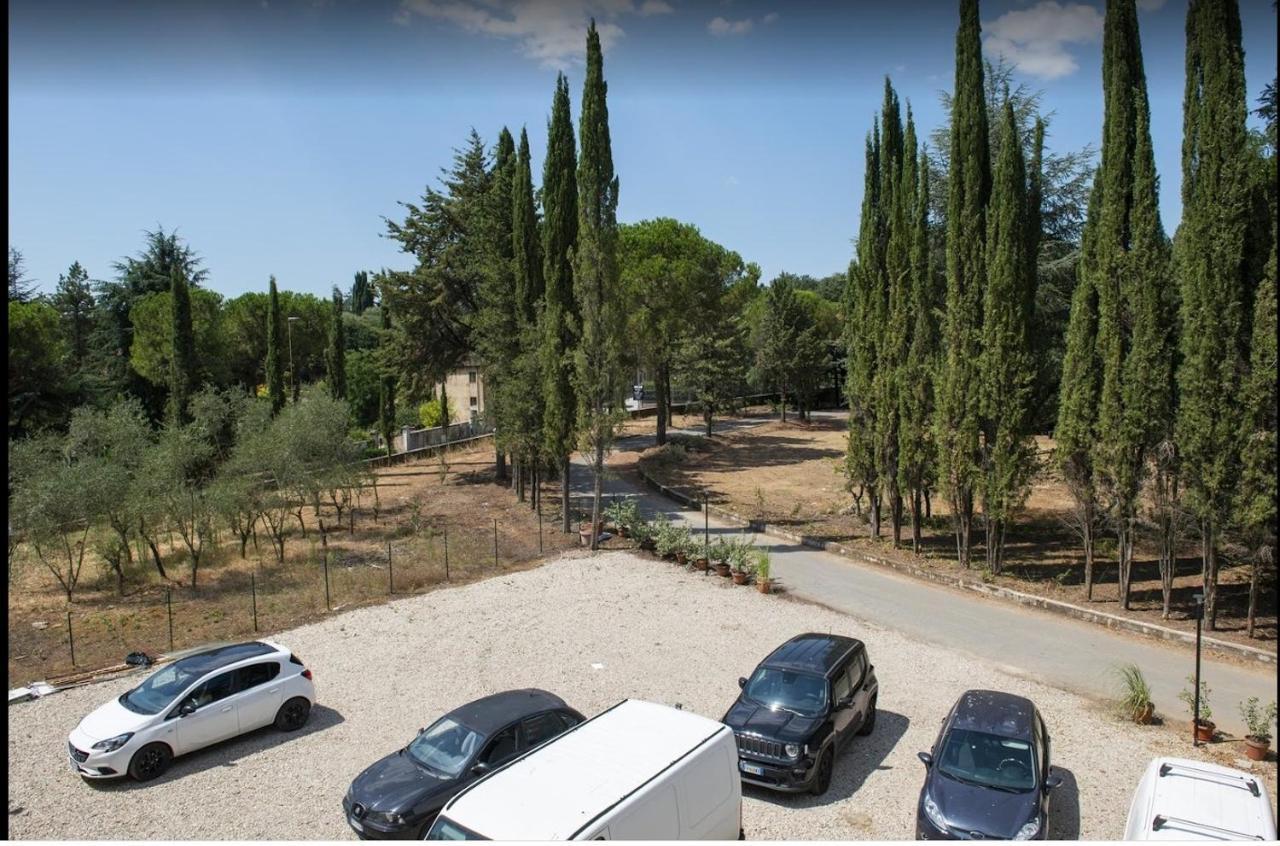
[
  {"left": 366, "top": 810, "right": 406, "bottom": 827},
  {"left": 923, "top": 792, "right": 948, "bottom": 832},
  {"left": 784, "top": 743, "right": 801, "bottom": 759},
  {"left": 1014, "top": 817, "right": 1041, "bottom": 840},
  {"left": 90, "top": 732, "right": 134, "bottom": 753}
]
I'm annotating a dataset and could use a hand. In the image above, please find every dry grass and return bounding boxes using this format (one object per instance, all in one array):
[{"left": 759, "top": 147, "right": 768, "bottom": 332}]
[
  {"left": 634, "top": 412, "right": 1277, "bottom": 652},
  {"left": 6, "top": 440, "right": 581, "bottom": 687}
]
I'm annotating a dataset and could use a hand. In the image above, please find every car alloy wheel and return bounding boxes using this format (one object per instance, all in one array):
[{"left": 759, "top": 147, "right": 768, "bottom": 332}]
[
  {"left": 275, "top": 697, "right": 311, "bottom": 731},
  {"left": 128, "top": 743, "right": 172, "bottom": 782},
  {"left": 810, "top": 748, "right": 833, "bottom": 796}
]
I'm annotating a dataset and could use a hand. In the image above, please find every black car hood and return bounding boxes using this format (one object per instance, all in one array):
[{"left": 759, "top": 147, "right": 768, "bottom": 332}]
[
  {"left": 722, "top": 697, "right": 822, "bottom": 743},
  {"left": 927, "top": 771, "right": 1038, "bottom": 839},
  {"left": 349, "top": 748, "right": 460, "bottom": 814}
]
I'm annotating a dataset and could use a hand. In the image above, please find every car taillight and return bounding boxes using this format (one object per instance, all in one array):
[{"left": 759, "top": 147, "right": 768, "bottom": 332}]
[{"left": 302, "top": 669, "right": 313, "bottom": 680}]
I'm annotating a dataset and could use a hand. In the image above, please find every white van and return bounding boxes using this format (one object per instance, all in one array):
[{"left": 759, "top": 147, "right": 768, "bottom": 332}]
[
  {"left": 1123, "top": 757, "right": 1276, "bottom": 841},
  {"left": 425, "top": 699, "right": 742, "bottom": 840}
]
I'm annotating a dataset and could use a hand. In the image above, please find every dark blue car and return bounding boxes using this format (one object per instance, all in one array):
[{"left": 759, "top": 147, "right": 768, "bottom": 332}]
[{"left": 915, "top": 690, "right": 1061, "bottom": 840}]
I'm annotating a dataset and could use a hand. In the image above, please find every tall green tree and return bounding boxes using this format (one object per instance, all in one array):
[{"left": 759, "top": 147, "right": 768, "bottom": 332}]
[
  {"left": 378, "top": 307, "right": 396, "bottom": 457},
  {"left": 756, "top": 276, "right": 811, "bottom": 423},
  {"left": 1175, "top": 0, "right": 1251, "bottom": 629},
  {"left": 8, "top": 247, "right": 37, "bottom": 302},
  {"left": 934, "top": 0, "right": 990, "bottom": 569},
  {"left": 266, "top": 276, "right": 286, "bottom": 415},
  {"left": 52, "top": 262, "right": 95, "bottom": 361},
  {"left": 846, "top": 126, "right": 882, "bottom": 530},
  {"left": 573, "top": 19, "right": 626, "bottom": 551},
  {"left": 979, "top": 98, "right": 1036, "bottom": 574},
  {"left": 169, "top": 268, "right": 197, "bottom": 424},
  {"left": 508, "top": 127, "right": 546, "bottom": 491},
  {"left": 1055, "top": 177, "right": 1104, "bottom": 598},
  {"left": 350, "top": 270, "right": 375, "bottom": 315},
  {"left": 541, "top": 72, "right": 580, "bottom": 534},
  {"left": 326, "top": 287, "right": 347, "bottom": 399}
]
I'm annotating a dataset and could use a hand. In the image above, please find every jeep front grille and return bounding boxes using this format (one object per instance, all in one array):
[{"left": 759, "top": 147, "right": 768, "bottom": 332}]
[{"left": 735, "top": 733, "right": 785, "bottom": 759}]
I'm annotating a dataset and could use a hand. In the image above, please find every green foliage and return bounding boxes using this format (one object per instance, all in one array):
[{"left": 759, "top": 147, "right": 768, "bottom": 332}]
[
  {"left": 326, "top": 287, "right": 347, "bottom": 400},
  {"left": 754, "top": 275, "right": 813, "bottom": 419},
  {"left": 266, "top": 277, "right": 285, "bottom": 414},
  {"left": 52, "top": 261, "right": 95, "bottom": 362},
  {"left": 1178, "top": 675, "right": 1213, "bottom": 722},
  {"left": 169, "top": 269, "right": 198, "bottom": 424},
  {"left": 1112, "top": 663, "right": 1153, "bottom": 719},
  {"left": 1238, "top": 697, "right": 1277, "bottom": 741},
  {"left": 8, "top": 299, "right": 69, "bottom": 436},
  {"left": 127, "top": 286, "right": 225, "bottom": 392},
  {"left": 418, "top": 397, "right": 447, "bottom": 429},
  {"left": 1237, "top": 246, "right": 1277, "bottom": 550},
  {"left": 754, "top": 548, "right": 771, "bottom": 581},
  {"left": 8, "top": 247, "right": 37, "bottom": 302},
  {"left": 343, "top": 349, "right": 381, "bottom": 428},
  {"left": 378, "top": 307, "right": 396, "bottom": 455},
  {"left": 350, "top": 270, "right": 375, "bottom": 315}
]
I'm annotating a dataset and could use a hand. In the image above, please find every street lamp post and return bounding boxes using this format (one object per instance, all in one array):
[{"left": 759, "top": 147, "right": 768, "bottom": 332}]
[
  {"left": 1192, "top": 592, "right": 1204, "bottom": 746},
  {"left": 287, "top": 316, "right": 300, "bottom": 402}
]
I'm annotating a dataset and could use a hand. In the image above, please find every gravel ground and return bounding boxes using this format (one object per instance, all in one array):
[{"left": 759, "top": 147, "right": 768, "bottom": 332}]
[{"left": 8, "top": 551, "right": 1275, "bottom": 840}]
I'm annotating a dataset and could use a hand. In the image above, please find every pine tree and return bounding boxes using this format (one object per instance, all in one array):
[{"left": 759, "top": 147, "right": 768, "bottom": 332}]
[
  {"left": 1176, "top": 0, "right": 1251, "bottom": 629},
  {"left": 169, "top": 267, "right": 196, "bottom": 424},
  {"left": 541, "top": 72, "right": 580, "bottom": 534},
  {"left": 326, "top": 286, "right": 346, "bottom": 400},
  {"left": 934, "top": 0, "right": 990, "bottom": 569},
  {"left": 979, "top": 98, "right": 1036, "bottom": 574},
  {"left": 52, "top": 261, "right": 95, "bottom": 361},
  {"left": 266, "top": 275, "right": 285, "bottom": 415},
  {"left": 1055, "top": 176, "right": 1104, "bottom": 599},
  {"left": 757, "top": 276, "right": 808, "bottom": 418},
  {"left": 573, "top": 19, "right": 625, "bottom": 551}
]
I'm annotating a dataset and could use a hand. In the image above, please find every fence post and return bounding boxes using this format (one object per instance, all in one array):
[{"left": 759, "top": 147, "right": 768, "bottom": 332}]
[
  {"left": 388, "top": 541, "right": 394, "bottom": 595},
  {"left": 323, "top": 552, "right": 331, "bottom": 611},
  {"left": 251, "top": 573, "right": 258, "bottom": 633},
  {"left": 493, "top": 519, "right": 498, "bottom": 569},
  {"left": 167, "top": 587, "right": 174, "bottom": 652},
  {"left": 444, "top": 528, "right": 449, "bottom": 582},
  {"left": 67, "top": 611, "right": 75, "bottom": 667}
]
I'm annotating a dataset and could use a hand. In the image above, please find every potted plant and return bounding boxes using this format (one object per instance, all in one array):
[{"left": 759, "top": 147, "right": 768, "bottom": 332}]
[
  {"left": 1113, "top": 664, "right": 1155, "bottom": 725},
  {"left": 605, "top": 499, "right": 640, "bottom": 539},
  {"left": 709, "top": 538, "right": 732, "bottom": 577},
  {"left": 692, "top": 539, "right": 710, "bottom": 572},
  {"left": 755, "top": 548, "right": 772, "bottom": 594},
  {"left": 655, "top": 518, "right": 690, "bottom": 562},
  {"left": 730, "top": 538, "right": 755, "bottom": 585},
  {"left": 1239, "top": 697, "right": 1277, "bottom": 761},
  {"left": 1178, "top": 676, "right": 1215, "bottom": 742},
  {"left": 633, "top": 518, "right": 657, "bottom": 552}
]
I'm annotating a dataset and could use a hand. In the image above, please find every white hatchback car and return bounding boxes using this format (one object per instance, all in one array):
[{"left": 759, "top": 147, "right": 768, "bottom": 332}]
[
  {"left": 67, "top": 640, "right": 316, "bottom": 782},
  {"left": 1123, "top": 757, "right": 1276, "bottom": 840}
]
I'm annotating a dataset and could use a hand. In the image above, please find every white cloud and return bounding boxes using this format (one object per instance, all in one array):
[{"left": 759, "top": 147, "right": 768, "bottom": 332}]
[
  {"left": 982, "top": 1, "right": 1103, "bottom": 80},
  {"left": 761, "top": 12, "right": 778, "bottom": 24},
  {"left": 397, "top": 0, "right": 641, "bottom": 67},
  {"left": 639, "top": 0, "right": 672, "bottom": 15},
  {"left": 708, "top": 16, "right": 753, "bottom": 36}
]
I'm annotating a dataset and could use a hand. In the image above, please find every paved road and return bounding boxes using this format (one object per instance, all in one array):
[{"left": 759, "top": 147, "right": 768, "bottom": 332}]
[{"left": 568, "top": 417, "right": 1277, "bottom": 738}]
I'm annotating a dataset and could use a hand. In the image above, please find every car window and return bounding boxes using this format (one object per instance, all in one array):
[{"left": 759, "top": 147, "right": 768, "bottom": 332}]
[
  {"left": 237, "top": 662, "right": 280, "bottom": 692},
  {"left": 408, "top": 717, "right": 483, "bottom": 777},
  {"left": 479, "top": 725, "right": 520, "bottom": 766},
  {"left": 555, "top": 710, "right": 582, "bottom": 732},
  {"left": 522, "top": 712, "right": 566, "bottom": 748},
  {"left": 938, "top": 728, "right": 1037, "bottom": 791},
  {"left": 848, "top": 652, "right": 867, "bottom": 687},
  {"left": 832, "top": 668, "right": 853, "bottom": 702},
  {"left": 743, "top": 667, "right": 828, "bottom": 718},
  {"left": 187, "top": 670, "right": 237, "bottom": 711}
]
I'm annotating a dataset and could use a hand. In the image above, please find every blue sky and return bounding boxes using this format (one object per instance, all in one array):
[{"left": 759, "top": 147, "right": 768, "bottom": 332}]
[{"left": 7, "top": 0, "right": 1277, "bottom": 299}]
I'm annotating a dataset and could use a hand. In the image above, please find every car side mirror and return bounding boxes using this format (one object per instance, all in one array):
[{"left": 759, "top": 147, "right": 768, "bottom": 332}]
[
  {"left": 836, "top": 696, "right": 853, "bottom": 710},
  {"left": 418, "top": 727, "right": 426, "bottom": 735},
  {"left": 179, "top": 700, "right": 197, "bottom": 717},
  {"left": 471, "top": 761, "right": 490, "bottom": 776},
  {"left": 738, "top": 677, "right": 747, "bottom": 689},
  {"left": 1045, "top": 770, "right": 1063, "bottom": 791},
  {"left": 917, "top": 751, "right": 933, "bottom": 767}
]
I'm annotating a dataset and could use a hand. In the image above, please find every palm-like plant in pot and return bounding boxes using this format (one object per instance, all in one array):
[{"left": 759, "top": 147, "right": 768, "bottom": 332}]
[
  {"left": 1178, "top": 676, "right": 1215, "bottom": 742},
  {"left": 1113, "top": 663, "right": 1155, "bottom": 724},
  {"left": 1238, "top": 697, "right": 1277, "bottom": 761}
]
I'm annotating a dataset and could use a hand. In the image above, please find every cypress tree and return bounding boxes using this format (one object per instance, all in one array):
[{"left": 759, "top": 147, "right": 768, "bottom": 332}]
[
  {"left": 327, "top": 286, "right": 347, "bottom": 400},
  {"left": 1175, "top": 0, "right": 1251, "bottom": 629},
  {"left": 573, "top": 19, "right": 625, "bottom": 551},
  {"left": 1055, "top": 176, "right": 1104, "bottom": 598},
  {"left": 979, "top": 98, "right": 1036, "bottom": 574},
  {"left": 514, "top": 128, "right": 544, "bottom": 326},
  {"left": 350, "top": 270, "right": 374, "bottom": 315},
  {"left": 511, "top": 127, "right": 546, "bottom": 491},
  {"left": 379, "top": 307, "right": 396, "bottom": 457},
  {"left": 266, "top": 275, "right": 285, "bottom": 415},
  {"left": 1090, "top": 0, "right": 1171, "bottom": 609},
  {"left": 169, "top": 267, "right": 196, "bottom": 424},
  {"left": 934, "top": 0, "right": 990, "bottom": 568},
  {"left": 541, "top": 72, "right": 580, "bottom": 534},
  {"left": 846, "top": 125, "right": 881, "bottom": 527}
]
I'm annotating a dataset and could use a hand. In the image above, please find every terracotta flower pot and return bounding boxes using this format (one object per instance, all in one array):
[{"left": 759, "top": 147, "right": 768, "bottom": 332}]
[
  {"left": 714, "top": 562, "right": 731, "bottom": 577},
  {"left": 732, "top": 571, "right": 748, "bottom": 585},
  {"left": 1133, "top": 702, "right": 1155, "bottom": 725},
  {"left": 694, "top": 557, "right": 710, "bottom": 572},
  {"left": 758, "top": 578, "right": 772, "bottom": 594},
  {"left": 1245, "top": 736, "right": 1271, "bottom": 762},
  {"left": 676, "top": 551, "right": 688, "bottom": 565},
  {"left": 639, "top": 538, "right": 656, "bottom": 552},
  {"left": 1192, "top": 719, "right": 1216, "bottom": 743},
  {"left": 619, "top": 526, "right": 630, "bottom": 539}
]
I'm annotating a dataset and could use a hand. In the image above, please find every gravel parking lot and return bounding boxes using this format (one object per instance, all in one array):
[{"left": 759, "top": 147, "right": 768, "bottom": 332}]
[{"left": 8, "top": 551, "right": 1274, "bottom": 840}]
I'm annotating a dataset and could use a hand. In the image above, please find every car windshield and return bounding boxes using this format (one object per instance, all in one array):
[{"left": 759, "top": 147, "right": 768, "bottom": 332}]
[
  {"left": 408, "top": 717, "right": 484, "bottom": 777},
  {"left": 426, "top": 817, "right": 488, "bottom": 840},
  {"left": 119, "top": 661, "right": 204, "bottom": 715},
  {"left": 937, "top": 728, "right": 1037, "bottom": 792},
  {"left": 744, "top": 667, "right": 828, "bottom": 717}
]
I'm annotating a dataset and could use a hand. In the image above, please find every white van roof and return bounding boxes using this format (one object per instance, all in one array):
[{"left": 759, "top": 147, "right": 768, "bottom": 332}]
[
  {"left": 1132, "top": 758, "right": 1276, "bottom": 840},
  {"left": 440, "top": 699, "right": 730, "bottom": 840}
]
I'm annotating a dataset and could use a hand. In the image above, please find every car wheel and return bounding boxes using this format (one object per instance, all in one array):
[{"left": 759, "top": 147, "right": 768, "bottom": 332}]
[
  {"left": 809, "top": 747, "right": 833, "bottom": 796},
  {"left": 858, "top": 696, "right": 877, "bottom": 736},
  {"left": 274, "top": 697, "right": 312, "bottom": 731},
  {"left": 127, "top": 742, "right": 173, "bottom": 782}
]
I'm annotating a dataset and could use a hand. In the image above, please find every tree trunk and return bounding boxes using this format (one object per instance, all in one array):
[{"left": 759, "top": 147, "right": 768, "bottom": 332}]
[
  {"left": 590, "top": 441, "right": 604, "bottom": 551},
  {"left": 515, "top": 457, "right": 525, "bottom": 502},
  {"left": 891, "top": 490, "right": 903, "bottom": 548},
  {"left": 561, "top": 454, "right": 572, "bottom": 534},
  {"left": 1247, "top": 553, "right": 1260, "bottom": 638},
  {"left": 779, "top": 389, "right": 787, "bottom": 423},
  {"left": 530, "top": 467, "right": 538, "bottom": 511},
  {"left": 1083, "top": 514, "right": 1095, "bottom": 601},
  {"left": 496, "top": 449, "right": 507, "bottom": 483},
  {"left": 664, "top": 370, "right": 674, "bottom": 427},
  {"left": 656, "top": 363, "right": 668, "bottom": 446},
  {"left": 705, "top": 407, "right": 713, "bottom": 437},
  {"left": 1202, "top": 519, "right": 1219, "bottom": 631},
  {"left": 924, "top": 488, "right": 932, "bottom": 519},
  {"left": 1117, "top": 518, "right": 1134, "bottom": 611},
  {"left": 869, "top": 492, "right": 881, "bottom": 539},
  {"left": 954, "top": 489, "right": 973, "bottom": 569},
  {"left": 911, "top": 487, "right": 922, "bottom": 553}
]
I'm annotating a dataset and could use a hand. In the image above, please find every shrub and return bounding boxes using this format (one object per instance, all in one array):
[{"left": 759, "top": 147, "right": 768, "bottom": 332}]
[
  {"left": 1178, "top": 675, "right": 1213, "bottom": 722},
  {"left": 755, "top": 548, "right": 771, "bottom": 582},
  {"left": 418, "top": 398, "right": 446, "bottom": 429},
  {"left": 1238, "top": 698, "right": 1277, "bottom": 742},
  {"left": 1113, "top": 664, "right": 1153, "bottom": 721}
]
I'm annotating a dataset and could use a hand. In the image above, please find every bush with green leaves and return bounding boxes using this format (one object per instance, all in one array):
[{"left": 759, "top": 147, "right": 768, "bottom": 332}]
[
  {"left": 1238, "top": 698, "right": 1277, "bottom": 742},
  {"left": 604, "top": 498, "right": 641, "bottom": 533},
  {"left": 655, "top": 519, "right": 691, "bottom": 558},
  {"left": 1178, "top": 675, "right": 1213, "bottom": 722},
  {"left": 1112, "top": 664, "right": 1153, "bottom": 720},
  {"left": 755, "top": 548, "right": 771, "bottom": 582}
]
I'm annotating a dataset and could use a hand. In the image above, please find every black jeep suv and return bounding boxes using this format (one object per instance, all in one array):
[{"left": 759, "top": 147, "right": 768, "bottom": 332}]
[{"left": 722, "top": 632, "right": 878, "bottom": 795}]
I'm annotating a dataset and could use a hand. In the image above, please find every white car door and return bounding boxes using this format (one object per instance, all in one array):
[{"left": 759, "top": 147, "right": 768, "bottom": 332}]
[
  {"left": 172, "top": 669, "right": 241, "bottom": 754},
  {"left": 232, "top": 661, "right": 283, "bottom": 731}
]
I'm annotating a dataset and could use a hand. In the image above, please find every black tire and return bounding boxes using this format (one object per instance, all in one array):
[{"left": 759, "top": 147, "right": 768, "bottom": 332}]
[
  {"left": 858, "top": 696, "right": 877, "bottom": 736},
  {"left": 127, "top": 742, "right": 173, "bottom": 782},
  {"left": 809, "top": 747, "right": 833, "bottom": 796},
  {"left": 275, "top": 697, "right": 312, "bottom": 731}
]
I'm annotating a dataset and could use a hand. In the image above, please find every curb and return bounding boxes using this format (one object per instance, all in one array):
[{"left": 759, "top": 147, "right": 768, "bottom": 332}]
[{"left": 635, "top": 466, "right": 1276, "bottom": 668}]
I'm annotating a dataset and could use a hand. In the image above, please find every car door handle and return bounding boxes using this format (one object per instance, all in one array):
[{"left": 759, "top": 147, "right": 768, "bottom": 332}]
[
  {"left": 268, "top": 687, "right": 279, "bottom": 693},
  {"left": 220, "top": 706, "right": 233, "bottom": 712}
]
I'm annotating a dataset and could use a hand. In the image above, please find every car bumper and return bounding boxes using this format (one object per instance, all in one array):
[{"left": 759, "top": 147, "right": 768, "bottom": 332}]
[
  {"left": 342, "top": 796, "right": 421, "bottom": 840},
  {"left": 736, "top": 755, "right": 816, "bottom": 793},
  {"left": 916, "top": 813, "right": 1041, "bottom": 841},
  {"left": 67, "top": 732, "right": 132, "bottom": 779}
]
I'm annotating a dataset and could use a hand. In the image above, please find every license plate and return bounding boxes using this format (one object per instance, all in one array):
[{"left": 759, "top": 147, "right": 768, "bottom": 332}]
[
  {"left": 348, "top": 817, "right": 364, "bottom": 833},
  {"left": 740, "top": 762, "right": 764, "bottom": 776}
]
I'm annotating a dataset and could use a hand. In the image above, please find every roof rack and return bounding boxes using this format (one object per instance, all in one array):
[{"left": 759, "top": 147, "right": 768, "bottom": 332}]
[
  {"left": 1157, "top": 761, "right": 1261, "bottom": 797},
  {"left": 1152, "top": 814, "right": 1264, "bottom": 840}
]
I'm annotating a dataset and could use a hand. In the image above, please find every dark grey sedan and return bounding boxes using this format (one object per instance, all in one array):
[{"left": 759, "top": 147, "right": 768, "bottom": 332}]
[
  {"left": 342, "top": 689, "right": 584, "bottom": 839},
  {"left": 915, "top": 690, "right": 1062, "bottom": 840}
]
